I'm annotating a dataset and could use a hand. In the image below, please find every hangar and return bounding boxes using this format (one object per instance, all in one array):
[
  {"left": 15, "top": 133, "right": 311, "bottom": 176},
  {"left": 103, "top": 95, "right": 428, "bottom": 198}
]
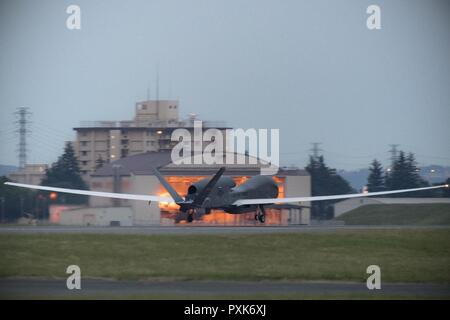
[{"left": 55, "top": 151, "right": 311, "bottom": 226}]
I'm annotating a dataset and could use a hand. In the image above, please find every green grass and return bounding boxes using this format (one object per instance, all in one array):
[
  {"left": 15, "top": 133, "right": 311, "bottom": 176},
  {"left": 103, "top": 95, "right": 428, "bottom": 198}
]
[
  {"left": 335, "top": 204, "right": 450, "bottom": 225},
  {"left": 1, "top": 229, "right": 450, "bottom": 283}
]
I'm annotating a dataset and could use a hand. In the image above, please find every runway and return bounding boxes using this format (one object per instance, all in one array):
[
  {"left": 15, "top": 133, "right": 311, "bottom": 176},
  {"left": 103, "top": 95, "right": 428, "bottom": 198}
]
[
  {"left": 0, "top": 225, "right": 448, "bottom": 235},
  {"left": 1, "top": 278, "right": 449, "bottom": 299}
]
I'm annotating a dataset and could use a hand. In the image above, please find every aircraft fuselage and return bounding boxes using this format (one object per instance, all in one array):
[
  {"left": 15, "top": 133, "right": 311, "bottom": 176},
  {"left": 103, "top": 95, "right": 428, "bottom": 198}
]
[{"left": 186, "top": 175, "right": 279, "bottom": 213}]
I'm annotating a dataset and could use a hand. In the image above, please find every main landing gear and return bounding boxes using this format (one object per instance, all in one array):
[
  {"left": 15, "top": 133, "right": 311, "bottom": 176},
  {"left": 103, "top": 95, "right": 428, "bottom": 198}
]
[
  {"left": 185, "top": 208, "right": 210, "bottom": 223},
  {"left": 254, "top": 205, "right": 266, "bottom": 223},
  {"left": 187, "top": 209, "right": 195, "bottom": 223}
]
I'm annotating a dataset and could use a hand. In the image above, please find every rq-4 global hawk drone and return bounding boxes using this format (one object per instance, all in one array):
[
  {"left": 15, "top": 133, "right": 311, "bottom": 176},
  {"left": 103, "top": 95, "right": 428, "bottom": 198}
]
[{"left": 5, "top": 167, "right": 448, "bottom": 223}]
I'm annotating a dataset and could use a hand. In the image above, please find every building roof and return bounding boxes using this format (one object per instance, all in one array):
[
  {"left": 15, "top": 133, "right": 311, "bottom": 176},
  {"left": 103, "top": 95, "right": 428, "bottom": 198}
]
[
  {"left": 73, "top": 125, "right": 231, "bottom": 131},
  {"left": 92, "top": 151, "right": 172, "bottom": 177},
  {"left": 91, "top": 151, "right": 309, "bottom": 177}
]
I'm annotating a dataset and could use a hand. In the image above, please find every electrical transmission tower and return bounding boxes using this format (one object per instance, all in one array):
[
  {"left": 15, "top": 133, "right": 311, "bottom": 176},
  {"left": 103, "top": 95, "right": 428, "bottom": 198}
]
[
  {"left": 310, "top": 142, "right": 323, "bottom": 159},
  {"left": 388, "top": 144, "right": 400, "bottom": 165},
  {"left": 14, "top": 107, "right": 31, "bottom": 168}
]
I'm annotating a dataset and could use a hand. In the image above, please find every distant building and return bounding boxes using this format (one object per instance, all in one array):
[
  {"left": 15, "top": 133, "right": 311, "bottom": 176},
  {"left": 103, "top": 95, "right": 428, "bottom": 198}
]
[
  {"left": 8, "top": 164, "right": 48, "bottom": 185},
  {"left": 73, "top": 100, "right": 229, "bottom": 176},
  {"left": 56, "top": 151, "right": 311, "bottom": 226}
]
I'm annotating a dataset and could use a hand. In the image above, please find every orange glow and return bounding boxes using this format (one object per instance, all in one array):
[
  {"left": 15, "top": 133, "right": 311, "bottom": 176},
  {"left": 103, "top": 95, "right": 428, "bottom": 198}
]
[
  {"left": 49, "top": 192, "right": 58, "bottom": 201},
  {"left": 159, "top": 175, "right": 287, "bottom": 225}
]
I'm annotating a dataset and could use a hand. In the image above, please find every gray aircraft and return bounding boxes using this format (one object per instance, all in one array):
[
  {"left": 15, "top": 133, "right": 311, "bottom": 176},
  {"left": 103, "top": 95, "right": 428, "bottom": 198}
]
[
  {"left": 153, "top": 167, "right": 279, "bottom": 222},
  {"left": 4, "top": 166, "right": 448, "bottom": 223}
]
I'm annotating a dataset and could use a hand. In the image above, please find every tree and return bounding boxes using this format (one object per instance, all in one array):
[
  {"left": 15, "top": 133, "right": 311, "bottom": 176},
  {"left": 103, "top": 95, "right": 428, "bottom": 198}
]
[
  {"left": 306, "top": 155, "right": 354, "bottom": 219},
  {"left": 41, "top": 142, "right": 88, "bottom": 204},
  {"left": 95, "top": 154, "right": 105, "bottom": 170},
  {"left": 385, "top": 151, "right": 430, "bottom": 197},
  {"left": 0, "top": 176, "right": 36, "bottom": 222},
  {"left": 367, "top": 159, "right": 385, "bottom": 192}
]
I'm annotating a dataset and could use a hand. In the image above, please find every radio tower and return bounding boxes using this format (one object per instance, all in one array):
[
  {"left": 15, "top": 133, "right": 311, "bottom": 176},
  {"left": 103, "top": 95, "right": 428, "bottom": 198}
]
[{"left": 14, "top": 107, "right": 31, "bottom": 168}]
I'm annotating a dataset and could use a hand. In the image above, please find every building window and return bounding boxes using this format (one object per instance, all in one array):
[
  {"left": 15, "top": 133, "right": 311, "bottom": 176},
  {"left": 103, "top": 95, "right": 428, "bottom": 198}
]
[
  {"left": 81, "top": 141, "right": 87, "bottom": 147},
  {"left": 82, "top": 161, "right": 88, "bottom": 166},
  {"left": 81, "top": 151, "right": 87, "bottom": 156}
]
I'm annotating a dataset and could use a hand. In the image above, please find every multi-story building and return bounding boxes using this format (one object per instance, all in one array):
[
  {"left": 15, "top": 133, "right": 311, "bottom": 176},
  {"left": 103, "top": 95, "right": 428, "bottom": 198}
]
[{"left": 73, "top": 100, "right": 228, "bottom": 176}]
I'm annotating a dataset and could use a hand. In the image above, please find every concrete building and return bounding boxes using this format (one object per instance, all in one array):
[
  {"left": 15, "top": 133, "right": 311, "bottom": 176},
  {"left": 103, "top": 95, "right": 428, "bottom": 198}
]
[
  {"left": 73, "top": 100, "right": 228, "bottom": 176},
  {"left": 57, "top": 151, "right": 311, "bottom": 226},
  {"left": 8, "top": 164, "right": 48, "bottom": 185},
  {"left": 334, "top": 197, "right": 450, "bottom": 217}
]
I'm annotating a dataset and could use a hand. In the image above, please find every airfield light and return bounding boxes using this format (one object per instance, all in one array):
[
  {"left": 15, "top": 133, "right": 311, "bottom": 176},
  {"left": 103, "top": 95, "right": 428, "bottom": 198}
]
[
  {"left": 156, "top": 130, "right": 163, "bottom": 135},
  {"left": 49, "top": 192, "right": 58, "bottom": 201},
  {"left": 445, "top": 184, "right": 449, "bottom": 188},
  {"left": 111, "top": 155, "right": 115, "bottom": 159}
]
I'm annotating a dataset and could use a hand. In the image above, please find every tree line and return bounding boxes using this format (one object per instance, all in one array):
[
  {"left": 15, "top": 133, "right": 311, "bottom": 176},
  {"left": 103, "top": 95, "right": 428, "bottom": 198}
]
[
  {"left": 366, "top": 151, "right": 448, "bottom": 197},
  {"left": 0, "top": 143, "right": 87, "bottom": 222},
  {"left": 306, "top": 150, "right": 449, "bottom": 220}
]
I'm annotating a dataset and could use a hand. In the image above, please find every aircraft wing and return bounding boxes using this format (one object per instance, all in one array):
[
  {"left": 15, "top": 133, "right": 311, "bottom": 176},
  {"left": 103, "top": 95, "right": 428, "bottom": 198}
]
[
  {"left": 232, "top": 184, "right": 448, "bottom": 206},
  {"left": 4, "top": 182, "right": 175, "bottom": 203}
]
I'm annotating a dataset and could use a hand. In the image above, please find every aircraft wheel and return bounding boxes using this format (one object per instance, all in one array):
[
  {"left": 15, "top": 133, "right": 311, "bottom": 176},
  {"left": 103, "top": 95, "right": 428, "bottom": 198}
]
[
  {"left": 187, "top": 213, "right": 194, "bottom": 223},
  {"left": 258, "top": 214, "right": 265, "bottom": 223},
  {"left": 254, "top": 213, "right": 258, "bottom": 221}
]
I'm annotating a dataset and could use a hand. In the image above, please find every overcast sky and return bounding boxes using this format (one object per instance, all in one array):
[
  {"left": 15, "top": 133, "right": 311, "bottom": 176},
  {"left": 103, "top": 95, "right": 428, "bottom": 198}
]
[{"left": 1, "top": 0, "right": 449, "bottom": 170}]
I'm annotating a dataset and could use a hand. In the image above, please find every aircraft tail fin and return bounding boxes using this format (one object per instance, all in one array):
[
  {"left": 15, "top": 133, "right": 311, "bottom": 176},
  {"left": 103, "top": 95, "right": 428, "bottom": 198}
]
[
  {"left": 193, "top": 167, "right": 226, "bottom": 207},
  {"left": 152, "top": 167, "right": 184, "bottom": 203}
]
